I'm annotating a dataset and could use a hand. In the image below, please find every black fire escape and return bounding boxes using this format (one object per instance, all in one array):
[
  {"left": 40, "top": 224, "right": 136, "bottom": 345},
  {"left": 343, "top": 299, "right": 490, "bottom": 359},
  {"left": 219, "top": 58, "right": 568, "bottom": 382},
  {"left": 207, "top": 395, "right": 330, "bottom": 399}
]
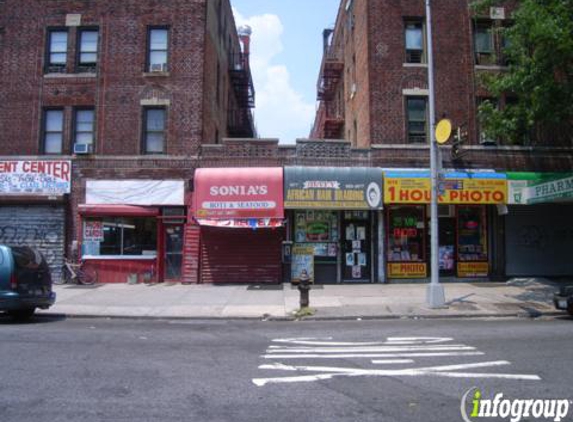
[
  {"left": 228, "top": 52, "right": 256, "bottom": 138},
  {"left": 316, "top": 29, "right": 344, "bottom": 139}
]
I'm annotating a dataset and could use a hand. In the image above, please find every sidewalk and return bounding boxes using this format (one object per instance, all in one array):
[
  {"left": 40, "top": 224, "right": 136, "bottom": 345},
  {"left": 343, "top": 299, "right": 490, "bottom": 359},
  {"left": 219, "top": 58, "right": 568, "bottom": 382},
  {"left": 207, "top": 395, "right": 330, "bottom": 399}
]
[{"left": 37, "top": 277, "right": 569, "bottom": 320}]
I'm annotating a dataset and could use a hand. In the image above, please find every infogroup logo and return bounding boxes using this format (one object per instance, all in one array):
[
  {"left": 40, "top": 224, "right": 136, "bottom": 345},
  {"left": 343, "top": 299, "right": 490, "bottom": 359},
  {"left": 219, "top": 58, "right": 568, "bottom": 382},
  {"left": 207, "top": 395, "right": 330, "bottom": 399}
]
[{"left": 461, "top": 388, "right": 571, "bottom": 422}]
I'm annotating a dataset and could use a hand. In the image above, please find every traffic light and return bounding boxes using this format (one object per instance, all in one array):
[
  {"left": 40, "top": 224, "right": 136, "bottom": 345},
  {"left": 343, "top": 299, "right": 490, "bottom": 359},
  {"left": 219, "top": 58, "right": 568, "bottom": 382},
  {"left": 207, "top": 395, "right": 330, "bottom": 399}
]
[{"left": 451, "top": 126, "right": 468, "bottom": 160}]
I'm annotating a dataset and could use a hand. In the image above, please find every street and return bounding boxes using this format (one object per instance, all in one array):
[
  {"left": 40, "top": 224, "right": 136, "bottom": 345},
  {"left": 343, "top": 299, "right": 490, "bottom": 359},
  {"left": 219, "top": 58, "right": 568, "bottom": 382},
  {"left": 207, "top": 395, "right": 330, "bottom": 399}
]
[{"left": 0, "top": 316, "right": 572, "bottom": 422}]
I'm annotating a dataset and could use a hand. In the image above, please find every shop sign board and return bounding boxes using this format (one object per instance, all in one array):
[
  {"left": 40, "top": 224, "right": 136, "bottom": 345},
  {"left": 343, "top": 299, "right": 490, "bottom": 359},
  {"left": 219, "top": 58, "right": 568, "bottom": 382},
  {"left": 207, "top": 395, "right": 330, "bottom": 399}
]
[
  {"left": 507, "top": 172, "right": 573, "bottom": 205},
  {"left": 457, "top": 262, "right": 489, "bottom": 277},
  {"left": 0, "top": 160, "right": 71, "bottom": 195},
  {"left": 383, "top": 171, "right": 507, "bottom": 205},
  {"left": 195, "top": 168, "right": 284, "bottom": 219},
  {"left": 387, "top": 262, "right": 427, "bottom": 279},
  {"left": 284, "top": 167, "right": 383, "bottom": 210},
  {"left": 291, "top": 246, "right": 314, "bottom": 284},
  {"left": 87, "top": 180, "right": 185, "bottom": 206}
]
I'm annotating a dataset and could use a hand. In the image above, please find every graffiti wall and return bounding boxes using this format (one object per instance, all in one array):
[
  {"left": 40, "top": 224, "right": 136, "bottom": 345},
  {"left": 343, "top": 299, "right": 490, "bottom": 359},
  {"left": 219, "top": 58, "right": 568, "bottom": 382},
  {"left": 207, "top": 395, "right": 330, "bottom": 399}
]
[{"left": 0, "top": 206, "right": 65, "bottom": 280}]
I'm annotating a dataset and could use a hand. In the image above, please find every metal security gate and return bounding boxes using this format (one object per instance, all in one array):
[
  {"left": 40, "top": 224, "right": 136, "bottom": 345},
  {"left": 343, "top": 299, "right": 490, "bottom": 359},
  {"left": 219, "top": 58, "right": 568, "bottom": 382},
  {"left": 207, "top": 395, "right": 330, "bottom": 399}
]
[
  {"left": 505, "top": 204, "right": 573, "bottom": 276},
  {"left": 200, "top": 227, "right": 284, "bottom": 284},
  {"left": 0, "top": 205, "right": 65, "bottom": 280}
]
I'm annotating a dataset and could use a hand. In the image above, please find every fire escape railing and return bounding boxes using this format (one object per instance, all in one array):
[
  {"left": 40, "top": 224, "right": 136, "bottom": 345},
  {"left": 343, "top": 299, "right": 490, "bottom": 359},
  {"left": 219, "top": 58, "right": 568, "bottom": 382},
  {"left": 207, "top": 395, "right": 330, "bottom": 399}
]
[{"left": 228, "top": 52, "right": 256, "bottom": 138}]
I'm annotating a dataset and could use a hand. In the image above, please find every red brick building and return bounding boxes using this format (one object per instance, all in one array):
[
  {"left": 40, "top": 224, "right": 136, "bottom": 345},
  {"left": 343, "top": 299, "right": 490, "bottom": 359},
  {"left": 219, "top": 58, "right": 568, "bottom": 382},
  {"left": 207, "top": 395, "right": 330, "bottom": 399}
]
[{"left": 0, "top": 0, "right": 255, "bottom": 283}]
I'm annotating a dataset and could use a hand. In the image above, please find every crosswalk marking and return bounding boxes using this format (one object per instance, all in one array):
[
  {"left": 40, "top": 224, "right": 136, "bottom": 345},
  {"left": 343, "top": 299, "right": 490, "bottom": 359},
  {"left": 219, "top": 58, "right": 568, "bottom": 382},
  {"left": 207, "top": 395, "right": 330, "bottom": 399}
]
[{"left": 252, "top": 337, "right": 541, "bottom": 387}]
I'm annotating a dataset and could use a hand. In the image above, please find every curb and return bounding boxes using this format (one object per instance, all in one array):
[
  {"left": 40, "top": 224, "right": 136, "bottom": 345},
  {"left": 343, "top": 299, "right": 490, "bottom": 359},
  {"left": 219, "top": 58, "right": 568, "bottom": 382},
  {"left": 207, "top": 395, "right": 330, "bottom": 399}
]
[{"left": 33, "top": 310, "right": 567, "bottom": 322}]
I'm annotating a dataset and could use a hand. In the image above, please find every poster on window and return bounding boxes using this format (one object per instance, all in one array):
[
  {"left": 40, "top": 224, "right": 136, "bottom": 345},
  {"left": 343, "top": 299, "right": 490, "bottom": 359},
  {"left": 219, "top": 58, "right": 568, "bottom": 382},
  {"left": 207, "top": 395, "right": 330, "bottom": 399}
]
[
  {"left": 352, "top": 266, "right": 361, "bottom": 278},
  {"left": 84, "top": 220, "right": 104, "bottom": 241},
  {"left": 291, "top": 246, "right": 314, "bottom": 284}
]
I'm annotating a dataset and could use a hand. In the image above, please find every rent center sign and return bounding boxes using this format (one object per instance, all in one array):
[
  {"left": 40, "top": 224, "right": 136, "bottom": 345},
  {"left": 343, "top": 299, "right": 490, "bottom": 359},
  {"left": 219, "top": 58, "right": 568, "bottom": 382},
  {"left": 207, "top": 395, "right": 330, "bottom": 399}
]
[
  {"left": 383, "top": 171, "right": 507, "bottom": 204},
  {"left": 0, "top": 160, "right": 71, "bottom": 195}
]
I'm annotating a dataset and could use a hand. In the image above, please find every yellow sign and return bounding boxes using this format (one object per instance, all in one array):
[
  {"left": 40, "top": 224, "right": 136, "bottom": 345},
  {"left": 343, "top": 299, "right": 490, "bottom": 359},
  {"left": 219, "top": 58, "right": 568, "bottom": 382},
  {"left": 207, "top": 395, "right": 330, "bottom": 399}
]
[
  {"left": 388, "top": 262, "right": 427, "bottom": 279},
  {"left": 457, "top": 262, "right": 489, "bottom": 277},
  {"left": 435, "top": 119, "right": 452, "bottom": 144},
  {"left": 384, "top": 177, "right": 507, "bottom": 204}
]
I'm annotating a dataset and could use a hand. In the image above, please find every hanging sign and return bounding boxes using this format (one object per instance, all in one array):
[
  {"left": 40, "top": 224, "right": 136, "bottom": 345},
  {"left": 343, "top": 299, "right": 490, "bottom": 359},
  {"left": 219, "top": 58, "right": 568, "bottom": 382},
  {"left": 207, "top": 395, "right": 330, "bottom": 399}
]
[
  {"left": 507, "top": 172, "right": 573, "bottom": 205},
  {"left": 387, "top": 262, "right": 427, "bottom": 279},
  {"left": 383, "top": 171, "right": 507, "bottom": 204},
  {"left": 291, "top": 246, "right": 314, "bottom": 284},
  {"left": 284, "top": 167, "right": 383, "bottom": 210},
  {"left": 0, "top": 160, "right": 71, "bottom": 195},
  {"left": 83, "top": 220, "right": 104, "bottom": 241}
]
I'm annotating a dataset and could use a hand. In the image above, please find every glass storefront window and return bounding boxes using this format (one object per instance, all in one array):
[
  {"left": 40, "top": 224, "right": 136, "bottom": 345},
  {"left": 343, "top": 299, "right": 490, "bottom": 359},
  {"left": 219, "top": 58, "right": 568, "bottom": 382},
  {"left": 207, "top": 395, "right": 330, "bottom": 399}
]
[
  {"left": 387, "top": 205, "right": 426, "bottom": 262},
  {"left": 82, "top": 217, "right": 157, "bottom": 256},
  {"left": 294, "top": 211, "right": 338, "bottom": 258},
  {"left": 457, "top": 206, "right": 487, "bottom": 261}
]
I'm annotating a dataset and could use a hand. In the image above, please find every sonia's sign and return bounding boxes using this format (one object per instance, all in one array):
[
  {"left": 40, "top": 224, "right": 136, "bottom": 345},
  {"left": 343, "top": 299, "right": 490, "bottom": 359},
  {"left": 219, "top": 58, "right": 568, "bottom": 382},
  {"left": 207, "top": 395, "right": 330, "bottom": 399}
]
[{"left": 194, "top": 168, "right": 284, "bottom": 219}]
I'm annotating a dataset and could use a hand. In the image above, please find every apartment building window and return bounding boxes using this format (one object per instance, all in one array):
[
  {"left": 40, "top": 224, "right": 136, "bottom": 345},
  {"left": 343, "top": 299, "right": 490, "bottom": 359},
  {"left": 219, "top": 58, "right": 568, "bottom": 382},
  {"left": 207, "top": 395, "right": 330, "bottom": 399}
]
[
  {"left": 74, "top": 108, "right": 95, "bottom": 147},
  {"left": 42, "top": 109, "right": 64, "bottom": 154},
  {"left": 406, "top": 97, "right": 428, "bottom": 143},
  {"left": 46, "top": 29, "right": 68, "bottom": 73},
  {"left": 405, "top": 20, "right": 425, "bottom": 64},
  {"left": 143, "top": 108, "right": 166, "bottom": 153},
  {"left": 147, "top": 28, "right": 169, "bottom": 72},
  {"left": 77, "top": 29, "right": 99, "bottom": 72}
]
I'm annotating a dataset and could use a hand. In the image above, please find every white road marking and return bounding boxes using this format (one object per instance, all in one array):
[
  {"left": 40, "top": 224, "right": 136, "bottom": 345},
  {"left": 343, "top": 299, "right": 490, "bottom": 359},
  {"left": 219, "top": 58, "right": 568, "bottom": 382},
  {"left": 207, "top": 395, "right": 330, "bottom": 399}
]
[
  {"left": 253, "top": 337, "right": 542, "bottom": 386},
  {"left": 263, "top": 351, "right": 484, "bottom": 359}
]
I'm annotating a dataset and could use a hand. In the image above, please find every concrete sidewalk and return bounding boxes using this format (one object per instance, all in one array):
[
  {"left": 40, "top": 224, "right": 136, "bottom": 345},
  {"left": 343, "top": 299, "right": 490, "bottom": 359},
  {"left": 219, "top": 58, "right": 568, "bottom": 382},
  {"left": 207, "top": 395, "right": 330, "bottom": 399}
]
[{"left": 36, "top": 277, "right": 569, "bottom": 320}]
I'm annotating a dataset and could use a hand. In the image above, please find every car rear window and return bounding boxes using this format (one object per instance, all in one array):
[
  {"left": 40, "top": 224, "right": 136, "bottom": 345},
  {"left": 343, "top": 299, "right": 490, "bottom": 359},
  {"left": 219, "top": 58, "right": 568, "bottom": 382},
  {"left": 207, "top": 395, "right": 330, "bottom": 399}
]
[{"left": 11, "top": 247, "right": 43, "bottom": 270}]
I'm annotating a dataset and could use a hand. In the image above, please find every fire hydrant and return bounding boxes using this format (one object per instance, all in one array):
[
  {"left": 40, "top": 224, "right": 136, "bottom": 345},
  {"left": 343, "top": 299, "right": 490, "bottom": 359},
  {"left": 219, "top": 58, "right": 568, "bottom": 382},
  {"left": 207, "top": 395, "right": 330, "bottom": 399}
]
[{"left": 298, "top": 269, "right": 311, "bottom": 308}]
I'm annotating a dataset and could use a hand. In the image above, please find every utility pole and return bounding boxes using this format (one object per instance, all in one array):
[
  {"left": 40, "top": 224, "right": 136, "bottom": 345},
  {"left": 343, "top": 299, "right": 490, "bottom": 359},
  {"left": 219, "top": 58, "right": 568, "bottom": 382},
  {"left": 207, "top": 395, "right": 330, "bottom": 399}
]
[{"left": 425, "top": 0, "right": 446, "bottom": 308}]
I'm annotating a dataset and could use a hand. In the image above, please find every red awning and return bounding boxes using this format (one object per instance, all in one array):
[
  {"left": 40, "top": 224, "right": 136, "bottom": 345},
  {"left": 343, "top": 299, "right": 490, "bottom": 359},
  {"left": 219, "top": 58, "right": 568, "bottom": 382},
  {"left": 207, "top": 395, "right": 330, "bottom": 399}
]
[
  {"left": 195, "top": 218, "right": 284, "bottom": 228},
  {"left": 78, "top": 204, "right": 160, "bottom": 217},
  {"left": 194, "top": 167, "right": 284, "bottom": 219}
]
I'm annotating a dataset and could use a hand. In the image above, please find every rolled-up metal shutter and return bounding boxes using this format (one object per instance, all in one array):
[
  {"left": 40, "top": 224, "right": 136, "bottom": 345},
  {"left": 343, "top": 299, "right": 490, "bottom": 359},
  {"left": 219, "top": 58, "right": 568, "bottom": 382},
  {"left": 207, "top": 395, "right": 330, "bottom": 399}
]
[
  {"left": 506, "top": 204, "right": 573, "bottom": 276},
  {"left": 0, "top": 205, "right": 65, "bottom": 280},
  {"left": 200, "top": 227, "right": 284, "bottom": 284}
]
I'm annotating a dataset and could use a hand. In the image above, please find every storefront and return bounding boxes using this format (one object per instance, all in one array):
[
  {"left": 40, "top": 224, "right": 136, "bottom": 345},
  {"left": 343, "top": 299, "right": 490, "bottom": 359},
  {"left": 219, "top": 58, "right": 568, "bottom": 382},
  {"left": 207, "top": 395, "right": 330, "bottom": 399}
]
[
  {"left": 79, "top": 180, "right": 186, "bottom": 283},
  {"left": 193, "top": 167, "right": 284, "bottom": 284},
  {"left": 505, "top": 173, "right": 573, "bottom": 276},
  {"left": 284, "top": 167, "right": 383, "bottom": 284},
  {"left": 0, "top": 159, "right": 71, "bottom": 280},
  {"left": 383, "top": 170, "right": 507, "bottom": 279}
]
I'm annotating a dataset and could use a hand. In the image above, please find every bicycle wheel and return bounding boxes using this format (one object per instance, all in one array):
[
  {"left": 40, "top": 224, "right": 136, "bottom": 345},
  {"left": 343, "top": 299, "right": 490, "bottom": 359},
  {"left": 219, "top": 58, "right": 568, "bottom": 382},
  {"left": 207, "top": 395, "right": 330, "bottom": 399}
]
[
  {"left": 54, "top": 265, "right": 70, "bottom": 285},
  {"left": 77, "top": 266, "right": 98, "bottom": 285}
]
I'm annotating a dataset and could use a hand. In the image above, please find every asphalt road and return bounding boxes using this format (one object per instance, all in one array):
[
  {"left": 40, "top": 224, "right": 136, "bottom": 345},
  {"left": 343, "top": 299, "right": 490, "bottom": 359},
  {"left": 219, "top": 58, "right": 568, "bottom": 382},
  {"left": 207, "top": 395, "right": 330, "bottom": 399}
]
[{"left": 0, "top": 315, "right": 572, "bottom": 422}]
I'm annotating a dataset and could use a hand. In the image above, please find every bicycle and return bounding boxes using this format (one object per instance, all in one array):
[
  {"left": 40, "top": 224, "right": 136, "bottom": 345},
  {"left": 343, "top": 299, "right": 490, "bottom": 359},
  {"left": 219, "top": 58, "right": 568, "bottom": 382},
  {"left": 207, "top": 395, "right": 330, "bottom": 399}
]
[{"left": 56, "top": 258, "right": 98, "bottom": 285}]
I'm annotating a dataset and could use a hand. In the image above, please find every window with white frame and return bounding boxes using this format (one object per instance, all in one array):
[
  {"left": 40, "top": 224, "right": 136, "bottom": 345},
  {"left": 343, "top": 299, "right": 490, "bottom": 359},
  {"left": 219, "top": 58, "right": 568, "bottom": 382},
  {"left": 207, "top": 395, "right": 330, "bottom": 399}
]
[
  {"left": 405, "top": 20, "right": 425, "bottom": 64},
  {"left": 43, "top": 109, "right": 64, "bottom": 154},
  {"left": 46, "top": 29, "right": 68, "bottom": 73},
  {"left": 143, "top": 108, "right": 166, "bottom": 153},
  {"left": 147, "top": 28, "right": 169, "bottom": 72},
  {"left": 77, "top": 29, "right": 99, "bottom": 72},
  {"left": 74, "top": 108, "right": 95, "bottom": 146}
]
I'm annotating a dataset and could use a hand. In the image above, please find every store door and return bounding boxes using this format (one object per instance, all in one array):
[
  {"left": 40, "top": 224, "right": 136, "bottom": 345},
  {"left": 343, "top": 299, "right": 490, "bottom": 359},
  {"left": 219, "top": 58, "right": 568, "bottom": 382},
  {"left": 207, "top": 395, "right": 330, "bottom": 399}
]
[
  {"left": 439, "top": 217, "right": 456, "bottom": 276},
  {"left": 341, "top": 211, "right": 371, "bottom": 282},
  {"left": 164, "top": 225, "right": 183, "bottom": 280}
]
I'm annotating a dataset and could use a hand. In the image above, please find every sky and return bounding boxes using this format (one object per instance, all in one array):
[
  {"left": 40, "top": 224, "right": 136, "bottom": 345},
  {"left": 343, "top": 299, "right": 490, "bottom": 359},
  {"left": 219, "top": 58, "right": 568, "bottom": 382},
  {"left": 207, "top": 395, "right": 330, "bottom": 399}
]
[{"left": 231, "top": 0, "right": 341, "bottom": 144}]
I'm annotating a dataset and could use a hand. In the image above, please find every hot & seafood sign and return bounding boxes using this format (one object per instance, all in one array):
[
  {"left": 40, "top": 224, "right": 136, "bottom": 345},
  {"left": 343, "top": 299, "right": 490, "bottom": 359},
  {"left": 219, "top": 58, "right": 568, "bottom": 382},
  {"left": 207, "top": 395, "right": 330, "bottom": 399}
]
[{"left": 0, "top": 160, "right": 71, "bottom": 195}]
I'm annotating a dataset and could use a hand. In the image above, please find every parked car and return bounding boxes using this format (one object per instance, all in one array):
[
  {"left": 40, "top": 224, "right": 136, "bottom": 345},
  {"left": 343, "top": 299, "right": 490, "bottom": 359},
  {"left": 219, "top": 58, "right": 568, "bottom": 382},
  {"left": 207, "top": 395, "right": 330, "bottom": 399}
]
[
  {"left": 554, "top": 285, "right": 573, "bottom": 316},
  {"left": 0, "top": 245, "right": 56, "bottom": 321}
]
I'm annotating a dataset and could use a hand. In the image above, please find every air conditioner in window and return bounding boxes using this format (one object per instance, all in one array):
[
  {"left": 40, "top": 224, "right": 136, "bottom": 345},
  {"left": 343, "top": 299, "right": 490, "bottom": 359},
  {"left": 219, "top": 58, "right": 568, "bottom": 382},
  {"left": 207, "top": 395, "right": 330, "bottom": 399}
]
[
  {"left": 490, "top": 7, "right": 505, "bottom": 20},
  {"left": 73, "top": 143, "right": 93, "bottom": 154},
  {"left": 438, "top": 205, "right": 454, "bottom": 218},
  {"left": 479, "top": 132, "right": 497, "bottom": 145},
  {"left": 150, "top": 63, "right": 167, "bottom": 72}
]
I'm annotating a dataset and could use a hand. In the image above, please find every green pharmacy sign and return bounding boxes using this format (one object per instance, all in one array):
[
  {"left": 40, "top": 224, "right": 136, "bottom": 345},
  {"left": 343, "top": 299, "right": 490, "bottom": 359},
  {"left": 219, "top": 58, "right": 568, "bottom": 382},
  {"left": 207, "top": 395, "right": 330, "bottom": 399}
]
[{"left": 507, "top": 173, "right": 573, "bottom": 205}]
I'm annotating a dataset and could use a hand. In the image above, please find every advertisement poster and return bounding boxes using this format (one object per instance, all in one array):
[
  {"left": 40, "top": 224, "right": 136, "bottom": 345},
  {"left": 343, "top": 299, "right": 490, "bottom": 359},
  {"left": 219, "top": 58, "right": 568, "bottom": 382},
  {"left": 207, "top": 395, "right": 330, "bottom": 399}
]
[
  {"left": 383, "top": 171, "right": 507, "bottom": 205},
  {"left": 291, "top": 246, "right": 314, "bottom": 284},
  {"left": 284, "top": 167, "right": 383, "bottom": 210},
  {"left": 0, "top": 160, "right": 71, "bottom": 195},
  {"left": 84, "top": 220, "right": 104, "bottom": 241},
  {"left": 457, "top": 262, "right": 489, "bottom": 277},
  {"left": 439, "top": 246, "right": 454, "bottom": 271}
]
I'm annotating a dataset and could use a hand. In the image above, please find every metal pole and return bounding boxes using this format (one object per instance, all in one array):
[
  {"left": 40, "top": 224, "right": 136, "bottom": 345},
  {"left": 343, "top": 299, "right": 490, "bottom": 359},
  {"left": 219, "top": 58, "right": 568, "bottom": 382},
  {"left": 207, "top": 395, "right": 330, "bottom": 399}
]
[{"left": 426, "top": 0, "right": 446, "bottom": 308}]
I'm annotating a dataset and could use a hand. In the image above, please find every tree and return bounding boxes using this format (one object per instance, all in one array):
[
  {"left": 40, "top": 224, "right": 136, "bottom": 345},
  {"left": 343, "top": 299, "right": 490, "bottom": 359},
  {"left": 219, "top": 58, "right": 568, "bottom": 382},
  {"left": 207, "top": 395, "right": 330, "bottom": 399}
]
[{"left": 473, "top": 0, "right": 573, "bottom": 145}]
